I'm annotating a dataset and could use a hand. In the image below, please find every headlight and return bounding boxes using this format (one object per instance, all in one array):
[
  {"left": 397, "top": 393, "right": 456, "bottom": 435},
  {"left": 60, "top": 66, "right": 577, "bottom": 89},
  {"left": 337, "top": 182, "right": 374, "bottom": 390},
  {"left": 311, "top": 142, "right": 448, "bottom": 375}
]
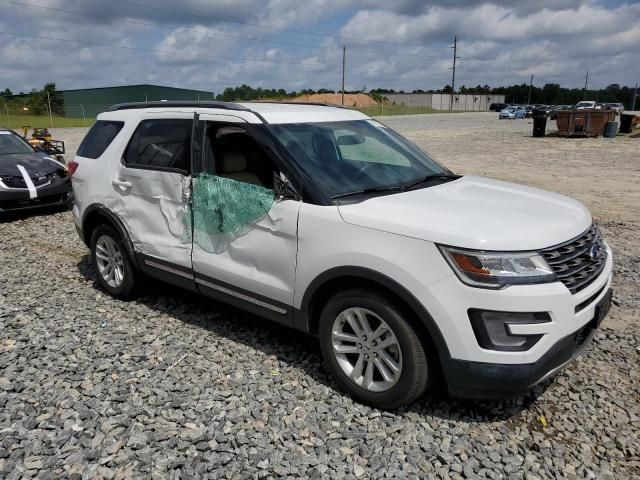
[{"left": 439, "top": 246, "right": 556, "bottom": 289}]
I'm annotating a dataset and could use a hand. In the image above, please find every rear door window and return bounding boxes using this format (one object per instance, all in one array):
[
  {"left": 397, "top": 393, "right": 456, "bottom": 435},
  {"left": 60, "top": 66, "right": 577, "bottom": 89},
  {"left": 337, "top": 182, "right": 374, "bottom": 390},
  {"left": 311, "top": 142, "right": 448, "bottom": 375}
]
[
  {"left": 77, "top": 120, "right": 124, "bottom": 159},
  {"left": 124, "top": 119, "right": 192, "bottom": 173}
]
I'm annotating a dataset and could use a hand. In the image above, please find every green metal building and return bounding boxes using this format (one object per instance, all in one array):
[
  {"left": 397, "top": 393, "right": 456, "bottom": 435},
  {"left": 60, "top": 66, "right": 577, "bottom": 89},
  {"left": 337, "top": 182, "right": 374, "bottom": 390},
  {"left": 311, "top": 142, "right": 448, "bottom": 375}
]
[{"left": 61, "top": 84, "right": 214, "bottom": 118}]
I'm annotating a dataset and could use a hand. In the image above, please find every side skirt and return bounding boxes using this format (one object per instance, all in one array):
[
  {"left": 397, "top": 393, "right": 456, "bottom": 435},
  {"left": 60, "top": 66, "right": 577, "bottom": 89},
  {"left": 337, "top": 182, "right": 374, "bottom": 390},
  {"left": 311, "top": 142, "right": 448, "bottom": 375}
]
[
  {"left": 194, "top": 272, "right": 294, "bottom": 327},
  {"left": 137, "top": 253, "right": 294, "bottom": 327}
]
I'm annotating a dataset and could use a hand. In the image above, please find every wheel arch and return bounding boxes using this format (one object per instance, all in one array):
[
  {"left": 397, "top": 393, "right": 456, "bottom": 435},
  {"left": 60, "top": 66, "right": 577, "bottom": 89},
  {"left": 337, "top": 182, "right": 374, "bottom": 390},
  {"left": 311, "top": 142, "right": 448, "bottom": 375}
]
[
  {"left": 295, "top": 266, "right": 451, "bottom": 362},
  {"left": 82, "top": 204, "right": 139, "bottom": 269}
]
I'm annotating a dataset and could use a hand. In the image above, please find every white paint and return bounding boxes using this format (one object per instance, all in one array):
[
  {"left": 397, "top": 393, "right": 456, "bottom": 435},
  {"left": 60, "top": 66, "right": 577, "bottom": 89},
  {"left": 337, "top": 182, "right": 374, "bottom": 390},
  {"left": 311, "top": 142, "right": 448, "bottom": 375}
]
[
  {"left": 96, "top": 103, "right": 368, "bottom": 125},
  {"left": 72, "top": 103, "right": 614, "bottom": 370},
  {"left": 16, "top": 164, "right": 37, "bottom": 199},
  {"left": 337, "top": 176, "right": 592, "bottom": 251},
  {"left": 294, "top": 201, "right": 613, "bottom": 364}
]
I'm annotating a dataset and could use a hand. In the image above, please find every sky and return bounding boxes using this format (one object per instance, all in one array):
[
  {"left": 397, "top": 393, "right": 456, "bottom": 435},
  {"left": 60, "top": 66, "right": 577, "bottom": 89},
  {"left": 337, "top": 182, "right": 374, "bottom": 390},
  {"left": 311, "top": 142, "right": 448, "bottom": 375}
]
[{"left": 0, "top": 0, "right": 639, "bottom": 95}]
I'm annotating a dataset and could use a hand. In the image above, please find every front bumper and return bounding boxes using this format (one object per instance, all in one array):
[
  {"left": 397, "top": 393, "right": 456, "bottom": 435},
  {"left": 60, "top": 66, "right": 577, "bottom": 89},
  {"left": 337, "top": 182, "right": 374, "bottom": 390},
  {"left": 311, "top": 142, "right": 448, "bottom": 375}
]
[
  {"left": 443, "top": 288, "right": 612, "bottom": 398},
  {"left": 0, "top": 178, "right": 73, "bottom": 213}
]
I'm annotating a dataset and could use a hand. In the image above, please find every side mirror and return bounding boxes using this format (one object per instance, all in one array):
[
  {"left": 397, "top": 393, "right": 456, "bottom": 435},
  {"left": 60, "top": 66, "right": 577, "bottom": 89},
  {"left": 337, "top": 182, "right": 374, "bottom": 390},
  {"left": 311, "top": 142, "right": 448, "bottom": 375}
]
[{"left": 273, "top": 172, "right": 300, "bottom": 201}]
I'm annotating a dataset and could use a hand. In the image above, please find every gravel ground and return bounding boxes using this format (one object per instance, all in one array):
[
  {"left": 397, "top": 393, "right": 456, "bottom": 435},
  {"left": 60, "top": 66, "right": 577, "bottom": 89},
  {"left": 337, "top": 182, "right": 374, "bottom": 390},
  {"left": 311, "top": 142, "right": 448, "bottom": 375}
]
[{"left": 0, "top": 116, "right": 638, "bottom": 479}]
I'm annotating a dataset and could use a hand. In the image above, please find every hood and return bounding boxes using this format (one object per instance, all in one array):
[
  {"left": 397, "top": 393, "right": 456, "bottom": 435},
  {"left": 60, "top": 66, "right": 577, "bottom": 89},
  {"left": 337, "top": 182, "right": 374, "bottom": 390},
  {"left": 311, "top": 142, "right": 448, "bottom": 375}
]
[
  {"left": 337, "top": 176, "right": 592, "bottom": 251},
  {"left": 0, "top": 152, "right": 64, "bottom": 177}
]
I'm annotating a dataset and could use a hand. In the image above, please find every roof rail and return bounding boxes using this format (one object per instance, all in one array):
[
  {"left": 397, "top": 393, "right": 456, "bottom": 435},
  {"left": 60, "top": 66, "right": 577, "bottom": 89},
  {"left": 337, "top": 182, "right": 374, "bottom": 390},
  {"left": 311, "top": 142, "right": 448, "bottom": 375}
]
[
  {"left": 106, "top": 100, "right": 249, "bottom": 112},
  {"left": 245, "top": 100, "right": 348, "bottom": 109}
]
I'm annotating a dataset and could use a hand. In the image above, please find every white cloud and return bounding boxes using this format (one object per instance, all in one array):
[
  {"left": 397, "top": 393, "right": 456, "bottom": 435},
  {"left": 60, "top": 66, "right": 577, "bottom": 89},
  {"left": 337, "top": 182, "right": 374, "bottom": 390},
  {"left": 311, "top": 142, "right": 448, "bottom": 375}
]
[{"left": 0, "top": 0, "right": 638, "bottom": 94}]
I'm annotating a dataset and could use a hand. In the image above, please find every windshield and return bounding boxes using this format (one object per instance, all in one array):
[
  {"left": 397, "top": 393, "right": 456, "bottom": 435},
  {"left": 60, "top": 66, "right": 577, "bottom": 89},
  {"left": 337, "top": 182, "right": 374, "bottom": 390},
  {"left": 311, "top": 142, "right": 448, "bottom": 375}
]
[
  {"left": 0, "top": 132, "right": 34, "bottom": 155},
  {"left": 267, "top": 120, "right": 451, "bottom": 198}
]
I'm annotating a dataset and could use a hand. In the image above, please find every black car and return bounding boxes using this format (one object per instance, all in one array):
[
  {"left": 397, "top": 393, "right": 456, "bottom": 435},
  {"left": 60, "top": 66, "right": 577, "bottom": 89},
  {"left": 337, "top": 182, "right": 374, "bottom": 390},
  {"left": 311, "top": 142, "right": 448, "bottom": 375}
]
[
  {"left": 0, "top": 127, "right": 73, "bottom": 214},
  {"left": 489, "top": 102, "right": 507, "bottom": 112}
]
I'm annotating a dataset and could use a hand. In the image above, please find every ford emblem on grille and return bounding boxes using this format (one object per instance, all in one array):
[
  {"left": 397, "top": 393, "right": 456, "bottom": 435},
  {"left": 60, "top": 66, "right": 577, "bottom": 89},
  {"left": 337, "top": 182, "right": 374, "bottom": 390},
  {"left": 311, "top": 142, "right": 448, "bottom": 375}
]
[{"left": 589, "top": 241, "right": 602, "bottom": 260}]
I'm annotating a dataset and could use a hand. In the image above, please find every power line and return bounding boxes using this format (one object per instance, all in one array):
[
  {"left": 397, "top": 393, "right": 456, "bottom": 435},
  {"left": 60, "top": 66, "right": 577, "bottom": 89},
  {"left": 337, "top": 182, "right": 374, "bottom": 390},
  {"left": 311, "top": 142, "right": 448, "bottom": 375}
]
[
  {"left": 0, "top": 0, "right": 433, "bottom": 60},
  {"left": 0, "top": 30, "right": 339, "bottom": 68}
]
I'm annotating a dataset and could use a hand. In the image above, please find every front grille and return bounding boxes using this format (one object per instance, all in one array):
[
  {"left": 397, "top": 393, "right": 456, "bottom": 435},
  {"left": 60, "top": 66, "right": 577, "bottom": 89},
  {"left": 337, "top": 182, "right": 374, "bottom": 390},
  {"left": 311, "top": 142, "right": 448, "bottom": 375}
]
[
  {"left": 1, "top": 174, "right": 53, "bottom": 188},
  {"left": 540, "top": 224, "right": 607, "bottom": 294}
]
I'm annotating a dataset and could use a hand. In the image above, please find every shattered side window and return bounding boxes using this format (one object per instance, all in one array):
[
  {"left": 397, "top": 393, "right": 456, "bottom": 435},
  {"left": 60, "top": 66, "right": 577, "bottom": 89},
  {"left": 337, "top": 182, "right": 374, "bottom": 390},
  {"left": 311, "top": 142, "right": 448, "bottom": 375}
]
[{"left": 187, "top": 173, "right": 274, "bottom": 253}]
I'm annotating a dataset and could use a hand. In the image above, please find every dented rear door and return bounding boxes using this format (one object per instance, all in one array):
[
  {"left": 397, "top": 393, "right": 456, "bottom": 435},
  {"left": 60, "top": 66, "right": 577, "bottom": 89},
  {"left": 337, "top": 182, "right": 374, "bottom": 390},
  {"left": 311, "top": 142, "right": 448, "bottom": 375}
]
[{"left": 114, "top": 112, "right": 195, "bottom": 269}]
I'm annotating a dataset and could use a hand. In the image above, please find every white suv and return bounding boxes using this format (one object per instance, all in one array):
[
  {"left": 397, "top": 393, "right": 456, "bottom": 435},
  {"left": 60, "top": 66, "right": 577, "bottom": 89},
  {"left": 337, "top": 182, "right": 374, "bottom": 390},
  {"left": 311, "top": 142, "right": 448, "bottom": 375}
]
[{"left": 70, "top": 101, "right": 613, "bottom": 409}]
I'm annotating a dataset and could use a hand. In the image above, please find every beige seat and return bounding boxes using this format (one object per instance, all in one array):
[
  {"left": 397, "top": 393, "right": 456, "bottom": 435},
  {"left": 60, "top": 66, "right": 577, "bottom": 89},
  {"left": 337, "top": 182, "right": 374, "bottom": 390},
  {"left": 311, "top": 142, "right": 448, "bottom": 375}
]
[{"left": 220, "top": 152, "right": 261, "bottom": 186}]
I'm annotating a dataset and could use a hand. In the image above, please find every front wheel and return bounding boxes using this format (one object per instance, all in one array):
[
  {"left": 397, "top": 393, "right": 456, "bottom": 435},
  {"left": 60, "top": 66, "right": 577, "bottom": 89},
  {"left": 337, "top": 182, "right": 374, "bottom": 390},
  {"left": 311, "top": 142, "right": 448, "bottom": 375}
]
[{"left": 318, "top": 289, "right": 430, "bottom": 409}]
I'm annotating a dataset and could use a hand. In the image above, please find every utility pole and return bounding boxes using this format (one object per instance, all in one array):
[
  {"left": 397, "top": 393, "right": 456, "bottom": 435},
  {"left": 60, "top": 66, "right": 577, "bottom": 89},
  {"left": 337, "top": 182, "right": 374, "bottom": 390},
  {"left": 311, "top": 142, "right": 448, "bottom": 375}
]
[
  {"left": 449, "top": 36, "right": 459, "bottom": 111},
  {"left": 583, "top": 71, "right": 589, "bottom": 99},
  {"left": 46, "top": 90, "right": 53, "bottom": 128},
  {"left": 3, "top": 103, "right": 9, "bottom": 128},
  {"left": 633, "top": 83, "right": 638, "bottom": 111},
  {"left": 527, "top": 74, "right": 534, "bottom": 105},
  {"left": 341, "top": 46, "right": 346, "bottom": 106}
]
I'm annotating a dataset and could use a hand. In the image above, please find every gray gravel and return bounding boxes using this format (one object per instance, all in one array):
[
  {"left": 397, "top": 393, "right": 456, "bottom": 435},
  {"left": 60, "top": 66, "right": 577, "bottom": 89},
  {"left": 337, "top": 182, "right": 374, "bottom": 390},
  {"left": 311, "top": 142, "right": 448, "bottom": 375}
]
[
  {"left": 2, "top": 116, "right": 640, "bottom": 478},
  {"left": 1, "top": 211, "right": 639, "bottom": 479}
]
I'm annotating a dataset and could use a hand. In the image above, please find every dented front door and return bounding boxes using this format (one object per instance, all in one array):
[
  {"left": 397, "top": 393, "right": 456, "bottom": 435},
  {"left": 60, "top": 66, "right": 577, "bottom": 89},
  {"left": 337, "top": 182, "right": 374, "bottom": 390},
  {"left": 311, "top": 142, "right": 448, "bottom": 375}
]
[{"left": 190, "top": 115, "right": 301, "bottom": 321}]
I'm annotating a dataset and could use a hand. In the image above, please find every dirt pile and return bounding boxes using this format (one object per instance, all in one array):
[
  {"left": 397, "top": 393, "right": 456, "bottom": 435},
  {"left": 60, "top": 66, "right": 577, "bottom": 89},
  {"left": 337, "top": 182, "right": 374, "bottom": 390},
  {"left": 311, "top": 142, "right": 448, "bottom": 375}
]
[{"left": 291, "top": 93, "right": 377, "bottom": 107}]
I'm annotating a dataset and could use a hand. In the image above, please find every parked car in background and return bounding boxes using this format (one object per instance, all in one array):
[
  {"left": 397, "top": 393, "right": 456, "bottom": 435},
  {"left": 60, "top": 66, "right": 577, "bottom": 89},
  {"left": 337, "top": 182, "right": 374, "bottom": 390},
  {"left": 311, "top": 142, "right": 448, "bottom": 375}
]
[
  {"left": 576, "top": 101, "right": 602, "bottom": 110},
  {"left": 604, "top": 103, "right": 624, "bottom": 114},
  {"left": 499, "top": 107, "right": 516, "bottom": 119},
  {"left": 524, "top": 105, "right": 535, "bottom": 118},
  {"left": 489, "top": 103, "right": 507, "bottom": 112},
  {"left": 0, "top": 127, "right": 73, "bottom": 214},
  {"left": 500, "top": 106, "right": 526, "bottom": 119},
  {"left": 71, "top": 100, "right": 613, "bottom": 409}
]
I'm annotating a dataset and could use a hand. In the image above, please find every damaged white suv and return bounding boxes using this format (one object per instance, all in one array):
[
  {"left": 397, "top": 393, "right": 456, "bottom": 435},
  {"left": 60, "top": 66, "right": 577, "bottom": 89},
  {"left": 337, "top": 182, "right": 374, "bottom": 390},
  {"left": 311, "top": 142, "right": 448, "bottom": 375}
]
[{"left": 71, "top": 101, "right": 613, "bottom": 409}]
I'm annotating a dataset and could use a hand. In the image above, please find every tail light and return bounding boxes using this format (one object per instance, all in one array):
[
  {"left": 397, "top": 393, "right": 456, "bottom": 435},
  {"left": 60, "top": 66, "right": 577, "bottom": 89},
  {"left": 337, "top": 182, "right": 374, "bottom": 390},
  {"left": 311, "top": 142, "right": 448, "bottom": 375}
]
[{"left": 67, "top": 161, "right": 79, "bottom": 176}]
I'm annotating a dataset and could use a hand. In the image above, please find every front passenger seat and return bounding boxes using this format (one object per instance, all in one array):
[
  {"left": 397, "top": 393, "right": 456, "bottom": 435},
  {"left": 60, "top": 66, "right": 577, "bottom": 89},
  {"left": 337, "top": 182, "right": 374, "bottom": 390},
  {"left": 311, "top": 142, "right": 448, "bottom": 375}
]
[{"left": 220, "top": 152, "right": 262, "bottom": 186}]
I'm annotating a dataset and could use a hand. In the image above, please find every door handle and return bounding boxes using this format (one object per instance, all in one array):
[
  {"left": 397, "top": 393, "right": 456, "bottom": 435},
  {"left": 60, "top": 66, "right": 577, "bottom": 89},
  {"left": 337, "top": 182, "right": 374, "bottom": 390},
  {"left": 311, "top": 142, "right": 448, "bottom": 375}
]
[{"left": 112, "top": 179, "right": 132, "bottom": 191}]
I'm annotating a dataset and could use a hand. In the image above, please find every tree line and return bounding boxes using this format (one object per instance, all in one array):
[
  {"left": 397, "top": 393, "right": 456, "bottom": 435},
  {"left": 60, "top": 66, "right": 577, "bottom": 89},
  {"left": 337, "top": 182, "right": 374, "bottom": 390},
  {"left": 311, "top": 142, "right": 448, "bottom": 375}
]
[
  {"left": 370, "top": 83, "right": 637, "bottom": 108},
  {"left": 2, "top": 82, "right": 636, "bottom": 114},
  {"left": 218, "top": 83, "right": 637, "bottom": 108},
  {"left": 1, "top": 83, "right": 64, "bottom": 115}
]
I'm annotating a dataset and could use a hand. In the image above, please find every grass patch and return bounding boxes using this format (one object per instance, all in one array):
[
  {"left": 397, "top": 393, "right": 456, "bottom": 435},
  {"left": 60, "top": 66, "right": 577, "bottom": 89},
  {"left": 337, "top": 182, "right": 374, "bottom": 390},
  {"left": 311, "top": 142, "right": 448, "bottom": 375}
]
[{"left": 0, "top": 114, "right": 95, "bottom": 129}]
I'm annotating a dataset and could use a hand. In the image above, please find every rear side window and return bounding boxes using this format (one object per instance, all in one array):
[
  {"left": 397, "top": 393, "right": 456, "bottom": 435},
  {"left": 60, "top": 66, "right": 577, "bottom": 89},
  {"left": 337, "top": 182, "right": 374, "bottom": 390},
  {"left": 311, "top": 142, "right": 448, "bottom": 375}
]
[
  {"left": 124, "top": 119, "right": 192, "bottom": 173},
  {"left": 77, "top": 120, "right": 124, "bottom": 159}
]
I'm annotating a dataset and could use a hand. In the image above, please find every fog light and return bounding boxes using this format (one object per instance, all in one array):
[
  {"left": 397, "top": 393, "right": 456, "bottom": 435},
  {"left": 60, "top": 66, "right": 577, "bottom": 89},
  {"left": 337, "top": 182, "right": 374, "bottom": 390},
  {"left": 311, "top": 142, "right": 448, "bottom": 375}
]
[{"left": 469, "top": 310, "right": 550, "bottom": 352}]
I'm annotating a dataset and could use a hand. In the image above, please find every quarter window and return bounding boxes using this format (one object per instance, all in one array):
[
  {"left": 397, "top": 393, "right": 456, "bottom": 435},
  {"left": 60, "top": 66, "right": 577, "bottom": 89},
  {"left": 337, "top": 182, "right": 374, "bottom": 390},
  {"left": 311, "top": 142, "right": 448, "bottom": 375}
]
[
  {"left": 77, "top": 120, "right": 124, "bottom": 159},
  {"left": 124, "top": 119, "right": 192, "bottom": 172}
]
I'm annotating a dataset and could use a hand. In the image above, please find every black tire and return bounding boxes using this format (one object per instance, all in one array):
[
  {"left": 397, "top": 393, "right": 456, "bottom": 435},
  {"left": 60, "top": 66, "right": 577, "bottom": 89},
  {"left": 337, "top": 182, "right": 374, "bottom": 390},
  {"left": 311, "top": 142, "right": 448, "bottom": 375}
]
[
  {"left": 90, "top": 224, "right": 138, "bottom": 300},
  {"left": 318, "top": 289, "right": 429, "bottom": 409}
]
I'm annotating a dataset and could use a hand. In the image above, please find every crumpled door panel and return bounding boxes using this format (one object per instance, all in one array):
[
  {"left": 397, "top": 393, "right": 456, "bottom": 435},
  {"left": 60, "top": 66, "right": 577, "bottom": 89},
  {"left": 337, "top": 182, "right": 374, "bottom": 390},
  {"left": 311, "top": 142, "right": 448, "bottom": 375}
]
[
  {"left": 190, "top": 173, "right": 300, "bottom": 306},
  {"left": 117, "top": 166, "right": 191, "bottom": 267}
]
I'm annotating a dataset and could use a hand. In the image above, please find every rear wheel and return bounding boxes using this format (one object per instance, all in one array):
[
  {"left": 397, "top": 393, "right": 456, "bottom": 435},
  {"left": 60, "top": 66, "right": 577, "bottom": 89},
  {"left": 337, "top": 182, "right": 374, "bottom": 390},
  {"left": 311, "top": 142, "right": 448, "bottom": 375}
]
[
  {"left": 90, "top": 224, "right": 138, "bottom": 299},
  {"left": 318, "top": 289, "right": 429, "bottom": 409}
]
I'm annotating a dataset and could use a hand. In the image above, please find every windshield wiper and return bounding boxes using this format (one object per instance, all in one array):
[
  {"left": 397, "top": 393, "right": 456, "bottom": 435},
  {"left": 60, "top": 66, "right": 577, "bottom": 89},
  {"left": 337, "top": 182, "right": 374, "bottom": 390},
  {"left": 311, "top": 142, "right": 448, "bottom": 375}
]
[
  {"left": 402, "top": 173, "right": 460, "bottom": 190},
  {"left": 331, "top": 184, "right": 405, "bottom": 199},
  {"left": 331, "top": 173, "right": 460, "bottom": 200}
]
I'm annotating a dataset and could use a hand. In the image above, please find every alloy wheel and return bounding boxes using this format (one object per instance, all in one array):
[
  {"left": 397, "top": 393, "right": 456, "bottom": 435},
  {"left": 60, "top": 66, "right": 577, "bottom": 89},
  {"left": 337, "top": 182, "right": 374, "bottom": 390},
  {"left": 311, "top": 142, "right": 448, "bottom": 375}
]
[
  {"left": 95, "top": 235, "right": 125, "bottom": 288},
  {"left": 331, "top": 307, "right": 403, "bottom": 392}
]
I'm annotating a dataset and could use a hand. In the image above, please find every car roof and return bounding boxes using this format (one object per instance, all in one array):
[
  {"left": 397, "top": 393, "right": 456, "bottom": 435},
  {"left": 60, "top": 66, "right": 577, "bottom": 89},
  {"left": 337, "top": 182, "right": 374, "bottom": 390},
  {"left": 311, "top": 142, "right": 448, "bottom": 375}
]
[{"left": 102, "top": 100, "right": 370, "bottom": 125}]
